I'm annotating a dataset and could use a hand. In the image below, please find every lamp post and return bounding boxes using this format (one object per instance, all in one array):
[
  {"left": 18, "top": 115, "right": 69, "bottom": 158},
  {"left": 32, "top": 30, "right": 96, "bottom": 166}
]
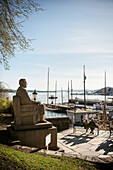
[{"left": 32, "top": 90, "right": 37, "bottom": 101}]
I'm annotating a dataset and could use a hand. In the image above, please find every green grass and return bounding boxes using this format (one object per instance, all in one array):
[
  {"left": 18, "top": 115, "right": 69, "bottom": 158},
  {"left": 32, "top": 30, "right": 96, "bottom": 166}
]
[{"left": 0, "top": 145, "right": 101, "bottom": 170}]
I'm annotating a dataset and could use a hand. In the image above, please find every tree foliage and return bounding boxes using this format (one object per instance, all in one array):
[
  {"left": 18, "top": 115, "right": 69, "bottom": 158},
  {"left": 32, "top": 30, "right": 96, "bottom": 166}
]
[
  {"left": 0, "top": 81, "right": 9, "bottom": 97},
  {"left": 0, "top": 0, "right": 43, "bottom": 69}
]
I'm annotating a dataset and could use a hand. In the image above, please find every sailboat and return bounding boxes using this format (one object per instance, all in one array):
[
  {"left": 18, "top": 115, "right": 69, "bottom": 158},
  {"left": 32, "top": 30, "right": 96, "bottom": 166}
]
[
  {"left": 66, "top": 66, "right": 101, "bottom": 124},
  {"left": 69, "top": 65, "right": 87, "bottom": 109},
  {"left": 45, "top": 82, "right": 60, "bottom": 112},
  {"left": 45, "top": 68, "right": 60, "bottom": 112}
]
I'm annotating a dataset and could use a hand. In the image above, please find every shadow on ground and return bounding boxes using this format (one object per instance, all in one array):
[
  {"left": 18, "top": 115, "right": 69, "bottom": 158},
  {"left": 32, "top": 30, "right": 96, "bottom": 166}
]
[
  {"left": 0, "top": 130, "right": 19, "bottom": 146},
  {"left": 61, "top": 132, "right": 97, "bottom": 146},
  {"left": 95, "top": 138, "right": 113, "bottom": 155}
]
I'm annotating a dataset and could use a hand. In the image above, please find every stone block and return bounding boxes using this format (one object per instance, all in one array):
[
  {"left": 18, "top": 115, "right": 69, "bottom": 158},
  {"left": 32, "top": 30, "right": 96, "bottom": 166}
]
[
  {"left": 11, "top": 120, "right": 52, "bottom": 131},
  {"left": 8, "top": 125, "right": 57, "bottom": 149}
]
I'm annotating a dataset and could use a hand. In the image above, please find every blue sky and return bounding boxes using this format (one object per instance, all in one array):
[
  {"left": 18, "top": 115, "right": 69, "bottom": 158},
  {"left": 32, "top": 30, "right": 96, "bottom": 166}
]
[{"left": 1, "top": 0, "right": 113, "bottom": 91}]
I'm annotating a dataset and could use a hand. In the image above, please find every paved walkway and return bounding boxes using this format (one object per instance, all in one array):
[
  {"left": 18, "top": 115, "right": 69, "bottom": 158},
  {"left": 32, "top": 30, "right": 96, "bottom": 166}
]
[
  {"left": 56, "top": 127, "right": 113, "bottom": 163},
  {"left": 7, "top": 126, "right": 113, "bottom": 163}
]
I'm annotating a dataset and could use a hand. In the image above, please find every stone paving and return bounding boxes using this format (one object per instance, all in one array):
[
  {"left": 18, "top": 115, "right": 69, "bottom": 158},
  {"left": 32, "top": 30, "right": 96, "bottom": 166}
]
[
  {"left": 56, "top": 127, "right": 113, "bottom": 163},
  {"left": 8, "top": 126, "right": 113, "bottom": 163}
]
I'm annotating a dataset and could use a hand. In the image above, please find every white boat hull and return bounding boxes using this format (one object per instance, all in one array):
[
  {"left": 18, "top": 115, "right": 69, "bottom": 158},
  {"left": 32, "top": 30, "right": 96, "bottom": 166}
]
[{"left": 45, "top": 107, "right": 60, "bottom": 112}]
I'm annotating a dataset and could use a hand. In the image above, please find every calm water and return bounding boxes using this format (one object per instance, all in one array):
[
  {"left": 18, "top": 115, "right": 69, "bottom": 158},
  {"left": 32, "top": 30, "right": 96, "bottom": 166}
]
[
  {"left": 9, "top": 91, "right": 112, "bottom": 104},
  {"left": 8, "top": 91, "right": 112, "bottom": 118},
  {"left": 45, "top": 110, "right": 67, "bottom": 118}
]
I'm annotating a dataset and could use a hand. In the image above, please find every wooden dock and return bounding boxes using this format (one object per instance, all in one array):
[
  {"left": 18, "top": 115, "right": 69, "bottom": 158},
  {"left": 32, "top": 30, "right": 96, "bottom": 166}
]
[{"left": 69, "top": 98, "right": 113, "bottom": 106}]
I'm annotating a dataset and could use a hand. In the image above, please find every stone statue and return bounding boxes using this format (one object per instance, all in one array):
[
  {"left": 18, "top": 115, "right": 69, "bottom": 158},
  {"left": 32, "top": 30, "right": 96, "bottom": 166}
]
[
  {"left": 15, "top": 78, "right": 44, "bottom": 123},
  {"left": 10, "top": 79, "right": 57, "bottom": 149}
]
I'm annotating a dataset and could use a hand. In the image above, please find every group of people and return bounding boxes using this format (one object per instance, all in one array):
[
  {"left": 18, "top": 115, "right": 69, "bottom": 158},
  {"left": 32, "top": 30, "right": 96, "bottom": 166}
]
[{"left": 83, "top": 118, "right": 99, "bottom": 134}]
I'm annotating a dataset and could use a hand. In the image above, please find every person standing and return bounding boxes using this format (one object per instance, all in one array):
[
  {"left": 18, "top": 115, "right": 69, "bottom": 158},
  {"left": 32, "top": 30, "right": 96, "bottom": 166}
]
[{"left": 89, "top": 118, "right": 98, "bottom": 134}]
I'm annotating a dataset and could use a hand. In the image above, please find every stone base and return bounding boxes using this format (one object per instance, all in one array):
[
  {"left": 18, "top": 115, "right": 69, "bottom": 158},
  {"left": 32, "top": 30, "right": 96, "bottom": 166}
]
[
  {"left": 11, "top": 120, "right": 52, "bottom": 131},
  {"left": 7, "top": 122, "right": 57, "bottom": 149}
]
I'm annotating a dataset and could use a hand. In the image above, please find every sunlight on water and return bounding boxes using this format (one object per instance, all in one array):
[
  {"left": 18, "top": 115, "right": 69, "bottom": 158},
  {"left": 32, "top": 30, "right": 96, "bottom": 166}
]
[
  {"left": 8, "top": 91, "right": 112, "bottom": 104},
  {"left": 45, "top": 110, "right": 67, "bottom": 118},
  {"left": 7, "top": 91, "right": 112, "bottom": 118}
]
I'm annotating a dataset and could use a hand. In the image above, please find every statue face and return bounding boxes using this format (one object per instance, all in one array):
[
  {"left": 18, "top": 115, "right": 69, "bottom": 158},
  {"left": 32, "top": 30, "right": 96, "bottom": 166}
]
[
  {"left": 19, "top": 79, "right": 27, "bottom": 88},
  {"left": 22, "top": 80, "right": 27, "bottom": 88}
]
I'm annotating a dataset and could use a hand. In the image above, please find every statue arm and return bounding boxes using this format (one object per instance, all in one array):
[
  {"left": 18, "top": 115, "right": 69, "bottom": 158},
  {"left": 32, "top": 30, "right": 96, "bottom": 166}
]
[
  {"left": 31, "top": 100, "right": 41, "bottom": 105},
  {"left": 16, "top": 87, "right": 41, "bottom": 105},
  {"left": 23, "top": 90, "right": 41, "bottom": 105}
]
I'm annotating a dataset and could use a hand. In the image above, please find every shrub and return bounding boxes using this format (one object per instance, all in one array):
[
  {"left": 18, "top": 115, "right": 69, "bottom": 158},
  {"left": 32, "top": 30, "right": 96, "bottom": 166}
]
[{"left": 0, "top": 97, "right": 13, "bottom": 114}]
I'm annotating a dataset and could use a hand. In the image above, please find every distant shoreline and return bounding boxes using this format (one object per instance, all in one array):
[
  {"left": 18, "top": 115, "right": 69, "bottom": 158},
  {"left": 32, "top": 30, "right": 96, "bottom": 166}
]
[
  {"left": 1, "top": 87, "right": 113, "bottom": 96},
  {"left": 1, "top": 89, "right": 113, "bottom": 96}
]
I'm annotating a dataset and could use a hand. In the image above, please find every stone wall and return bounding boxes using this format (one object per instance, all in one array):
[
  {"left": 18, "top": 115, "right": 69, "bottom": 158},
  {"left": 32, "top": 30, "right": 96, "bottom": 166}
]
[{"left": 46, "top": 117, "right": 70, "bottom": 132}]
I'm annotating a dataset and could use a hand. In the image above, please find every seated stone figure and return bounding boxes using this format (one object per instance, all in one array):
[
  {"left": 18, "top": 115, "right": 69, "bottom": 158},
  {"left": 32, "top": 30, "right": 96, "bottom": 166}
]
[{"left": 13, "top": 79, "right": 44, "bottom": 126}]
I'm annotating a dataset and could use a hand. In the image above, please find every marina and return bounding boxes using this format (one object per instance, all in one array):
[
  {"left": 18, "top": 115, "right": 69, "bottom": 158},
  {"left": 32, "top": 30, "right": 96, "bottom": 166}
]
[
  {"left": 1, "top": 1, "right": 113, "bottom": 168},
  {"left": 4, "top": 66, "right": 113, "bottom": 123},
  {"left": 7, "top": 91, "right": 113, "bottom": 122}
]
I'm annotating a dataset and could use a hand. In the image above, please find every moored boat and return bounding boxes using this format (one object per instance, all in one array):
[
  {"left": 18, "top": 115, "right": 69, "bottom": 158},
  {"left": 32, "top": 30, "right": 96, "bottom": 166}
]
[{"left": 45, "top": 104, "right": 61, "bottom": 112}]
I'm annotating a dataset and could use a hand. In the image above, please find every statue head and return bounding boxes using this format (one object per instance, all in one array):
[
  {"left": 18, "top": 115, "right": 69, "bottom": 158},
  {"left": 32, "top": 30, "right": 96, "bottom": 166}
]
[{"left": 19, "top": 79, "right": 27, "bottom": 88}]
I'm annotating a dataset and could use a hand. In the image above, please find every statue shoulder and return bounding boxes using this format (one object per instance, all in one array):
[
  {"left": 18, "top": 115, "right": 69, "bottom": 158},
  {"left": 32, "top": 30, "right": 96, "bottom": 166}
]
[{"left": 16, "top": 87, "right": 27, "bottom": 95}]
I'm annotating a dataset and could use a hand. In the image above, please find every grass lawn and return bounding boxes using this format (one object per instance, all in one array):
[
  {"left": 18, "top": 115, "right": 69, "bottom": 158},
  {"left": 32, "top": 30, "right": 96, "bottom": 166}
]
[{"left": 0, "top": 144, "right": 109, "bottom": 170}]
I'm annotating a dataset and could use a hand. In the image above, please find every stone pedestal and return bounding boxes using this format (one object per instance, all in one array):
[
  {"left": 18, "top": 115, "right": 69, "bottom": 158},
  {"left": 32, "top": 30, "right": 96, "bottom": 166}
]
[
  {"left": 8, "top": 121, "right": 57, "bottom": 149},
  {"left": 11, "top": 80, "right": 57, "bottom": 149}
]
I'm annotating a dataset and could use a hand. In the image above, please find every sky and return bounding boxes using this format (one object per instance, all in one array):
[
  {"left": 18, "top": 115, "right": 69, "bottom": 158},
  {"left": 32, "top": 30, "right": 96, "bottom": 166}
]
[{"left": 1, "top": 0, "right": 113, "bottom": 91}]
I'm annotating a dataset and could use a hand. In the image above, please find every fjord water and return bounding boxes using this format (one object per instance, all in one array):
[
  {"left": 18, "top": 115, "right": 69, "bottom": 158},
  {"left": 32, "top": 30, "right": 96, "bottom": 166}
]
[{"left": 8, "top": 91, "right": 112, "bottom": 118}]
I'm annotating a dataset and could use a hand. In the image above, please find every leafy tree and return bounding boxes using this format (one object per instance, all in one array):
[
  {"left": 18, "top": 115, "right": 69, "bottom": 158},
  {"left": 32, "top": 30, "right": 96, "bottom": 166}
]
[
  {"left": 0, "top": 0, "right": 43, "bottom": 69},
  {"left": 0, "top": 81, "right": 9, "bottom": 97}
]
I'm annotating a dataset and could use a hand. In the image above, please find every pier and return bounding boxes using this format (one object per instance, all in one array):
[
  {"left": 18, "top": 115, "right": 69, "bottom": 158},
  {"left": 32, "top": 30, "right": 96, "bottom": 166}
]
[{"left": 69, "top": 98, "right": 113, "bottom": 106}]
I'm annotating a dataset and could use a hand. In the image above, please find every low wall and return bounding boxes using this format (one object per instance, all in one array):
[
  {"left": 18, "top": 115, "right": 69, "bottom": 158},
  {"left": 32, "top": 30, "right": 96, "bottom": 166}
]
[{"left": 46, "top": 117, "right": 70, "bottom": 132}]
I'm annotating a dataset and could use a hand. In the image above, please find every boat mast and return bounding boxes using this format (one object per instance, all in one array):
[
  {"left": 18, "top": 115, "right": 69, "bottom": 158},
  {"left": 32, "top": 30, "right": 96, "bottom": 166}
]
[
  {"left": 61, "top": 87, "right": 63, "bottom": 105},
  {"left": 68, "top": 81, "right": 69, "bottom": 106},
  {"left": 103, "top": 70, "right": 107, "bottom": 122},
  {"left": 105, "top": 70, "right": 106, "bottom": 107},
  {"left": 55, "top": 81, "right": 57, "bottom": 105},
  {"left": 71, "top": 80, "right": 73, "bottom": 103},
  {"left": 47, "top": 67, "right": 49, "bottom": 104},
  {"left": 83, "top": 65, "right": 86, "bottom": 108}
]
